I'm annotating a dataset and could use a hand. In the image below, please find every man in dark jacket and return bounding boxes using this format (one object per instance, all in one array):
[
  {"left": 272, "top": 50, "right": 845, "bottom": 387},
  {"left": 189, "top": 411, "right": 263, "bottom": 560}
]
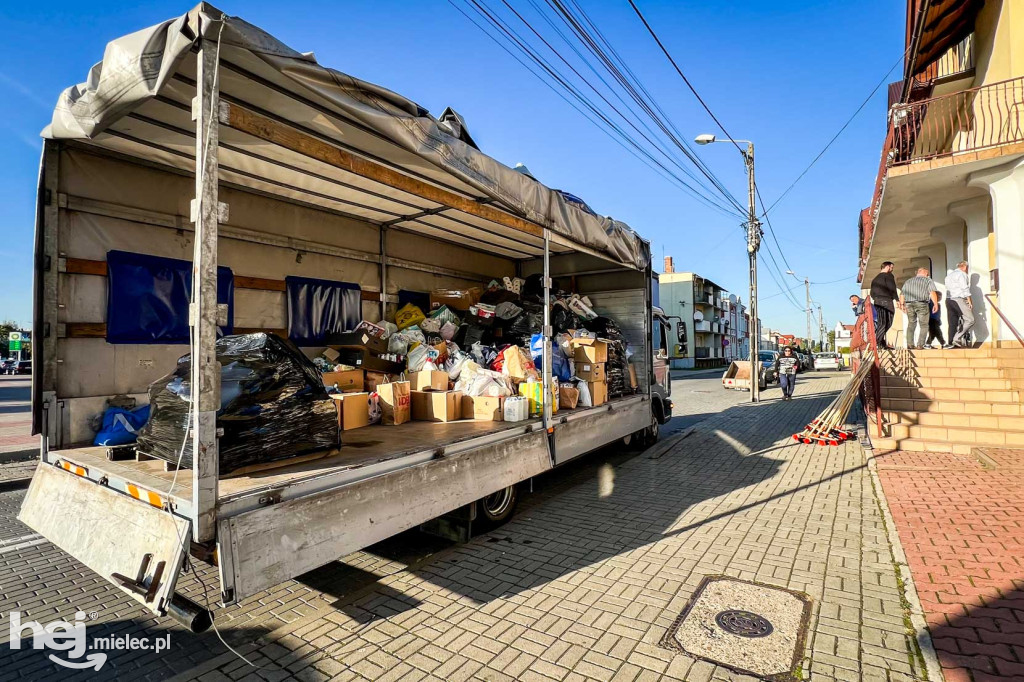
[{"left": 869, "top": 262, "right": 899, "bottom": 349}]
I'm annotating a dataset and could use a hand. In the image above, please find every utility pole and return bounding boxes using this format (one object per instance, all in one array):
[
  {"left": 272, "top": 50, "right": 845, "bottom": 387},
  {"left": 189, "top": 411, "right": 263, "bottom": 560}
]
[
  {"left": 817, "top": 304, "right": 825, "bottom": 351},
  {"left": 745, "top": 142, "right": 762, "bottom": 403},
  {"left": 694, "top": 133, "right": 761, "bottom": 402},
  {"left": 804, "top": 277, "right": 812, "bottom": 351}
]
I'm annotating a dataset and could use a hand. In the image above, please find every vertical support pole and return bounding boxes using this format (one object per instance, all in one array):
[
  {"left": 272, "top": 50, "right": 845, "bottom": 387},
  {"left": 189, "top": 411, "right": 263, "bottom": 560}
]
[
  {"left": 39, "top": 142, "right": 61, "bottom": 449},
  {"left": 379, "top": 226, "right": 388, "bottom": 321},
  {"left": 746, "top": 142, "right": 760, "bottom": 403},
  {"left": 542, "top": 229, "right": 553, "bottom": 430},
  {"left": 192, "top": 36, "right": 221, "bottom": 542},
  {"left": 805, "top": 278, "right": 813, "bottom": 350}
]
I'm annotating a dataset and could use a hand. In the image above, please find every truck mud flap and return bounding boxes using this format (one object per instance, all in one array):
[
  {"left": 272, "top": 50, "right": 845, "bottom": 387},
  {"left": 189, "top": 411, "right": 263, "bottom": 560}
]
[{"left": 18, "top": 463, "right": 191, "bottom": 617}]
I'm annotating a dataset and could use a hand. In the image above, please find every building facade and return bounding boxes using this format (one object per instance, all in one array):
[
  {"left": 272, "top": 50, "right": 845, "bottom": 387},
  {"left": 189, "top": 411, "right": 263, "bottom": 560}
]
[
  {"left": 858, "top": 0, "right": 1024, "bottom": 345},
  {"left": 658, "top": 270, "right": 730, "bottom": 369}
]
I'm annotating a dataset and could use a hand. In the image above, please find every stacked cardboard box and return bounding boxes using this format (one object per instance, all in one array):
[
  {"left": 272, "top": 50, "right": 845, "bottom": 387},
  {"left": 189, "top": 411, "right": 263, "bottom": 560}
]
[{"left": 572, "top": 338, "right": 608, "bottom": 406}]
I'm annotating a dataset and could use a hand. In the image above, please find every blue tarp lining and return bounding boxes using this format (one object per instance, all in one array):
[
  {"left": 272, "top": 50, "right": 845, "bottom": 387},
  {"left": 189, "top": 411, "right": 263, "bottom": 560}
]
[
  {"left": 106, "top": 250, "right": 233, "bottom": 344},
  {"left": 286, "top": 276, "right": 361, "bottom": 345}
]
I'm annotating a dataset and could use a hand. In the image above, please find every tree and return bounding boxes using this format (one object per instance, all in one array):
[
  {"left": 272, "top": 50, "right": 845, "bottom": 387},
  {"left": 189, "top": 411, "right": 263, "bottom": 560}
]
[{"left": 827, "top": 330, "right": 836, "bottom": 351}]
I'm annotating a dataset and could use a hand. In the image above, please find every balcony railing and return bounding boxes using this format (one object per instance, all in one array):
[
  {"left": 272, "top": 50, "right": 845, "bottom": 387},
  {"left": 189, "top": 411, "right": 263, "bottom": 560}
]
[
  {"left": 890, "top": 75, "right": 1024, "bottom": 165},
  {"left": 914, "top": 33, "right": 975, "bottom": 86}
]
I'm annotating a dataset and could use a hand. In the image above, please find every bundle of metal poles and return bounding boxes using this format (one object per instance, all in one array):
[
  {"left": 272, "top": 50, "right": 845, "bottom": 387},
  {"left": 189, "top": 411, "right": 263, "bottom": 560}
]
[{"left": 792, "top": 352, "right": 876, "bottom": 446}]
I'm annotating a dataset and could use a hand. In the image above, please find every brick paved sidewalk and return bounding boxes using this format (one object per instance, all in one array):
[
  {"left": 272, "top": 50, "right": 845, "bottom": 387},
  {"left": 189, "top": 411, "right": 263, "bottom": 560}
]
[
  {"left": 180, "top": 374, "right": 927, "bottom": 682},
  {"left": 875, "top": 448, "right": 1024, "bottom": 682},
  {"left": 0, "top": 377, "right": 35, "bottom": 461}
]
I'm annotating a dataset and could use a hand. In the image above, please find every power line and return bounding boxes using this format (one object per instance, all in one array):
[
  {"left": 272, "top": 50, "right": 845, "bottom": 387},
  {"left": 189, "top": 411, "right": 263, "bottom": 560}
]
[
  {"left": 761, "top": 46, "right": 911, "bottom": 217},
  {"left": 454, "top": 0, "right": 749, "bottom": 219},
  {"left": 627, "top": 0, "right": 743, "bottom": 156}
]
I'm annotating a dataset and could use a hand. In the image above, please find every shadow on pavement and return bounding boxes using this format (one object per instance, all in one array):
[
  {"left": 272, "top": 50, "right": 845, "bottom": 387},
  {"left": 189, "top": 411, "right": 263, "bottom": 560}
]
[
  {"left": 928, "top": 587, "right": 1024, "bottom": 679},
  {"left": 310, "top": 382, "right": 847, "bottom": 625}
]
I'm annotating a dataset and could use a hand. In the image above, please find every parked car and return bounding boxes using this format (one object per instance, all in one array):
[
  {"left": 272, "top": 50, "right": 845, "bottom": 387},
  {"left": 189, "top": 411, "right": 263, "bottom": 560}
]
[
  {"left": 758, "top": 350, "right": 780, "bottom": 383},
  {"left": 813, "top": 352, "right": 841, "bottom": 371},
  {"left": 2, "top": 359, "right": 18, "bottom": 375},
  {"left": 13, "top": 360, "right": 31, "bottom": 375}
]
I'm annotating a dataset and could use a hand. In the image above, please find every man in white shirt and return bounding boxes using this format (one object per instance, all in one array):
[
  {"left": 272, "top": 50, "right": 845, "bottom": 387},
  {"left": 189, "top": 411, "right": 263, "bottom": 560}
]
[{"left": 944, "top": 261, "right": 975, "bottom": 348}]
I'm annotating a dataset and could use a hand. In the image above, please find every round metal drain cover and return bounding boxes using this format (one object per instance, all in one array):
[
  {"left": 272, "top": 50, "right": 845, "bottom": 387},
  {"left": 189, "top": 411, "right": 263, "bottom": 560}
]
[{"left": 715, "top": 610, "right": 774, "bottom": 638}]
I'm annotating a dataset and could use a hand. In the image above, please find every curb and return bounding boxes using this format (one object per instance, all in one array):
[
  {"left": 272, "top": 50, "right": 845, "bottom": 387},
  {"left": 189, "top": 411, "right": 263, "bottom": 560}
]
[
  {"left": 0, "top": 478, "right": 33, "bottom": 493},
  {"left": 859, "top": 420, "right": 945, "bottom": 682}
]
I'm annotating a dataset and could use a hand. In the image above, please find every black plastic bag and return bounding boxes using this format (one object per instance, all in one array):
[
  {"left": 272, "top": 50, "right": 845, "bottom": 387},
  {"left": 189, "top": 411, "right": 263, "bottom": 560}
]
[
  {"left": 136, "top": 333, "right": 338, "bottom": 474},
  {"left": 582, "top": 315, "right": 625, "bottom": 342}
]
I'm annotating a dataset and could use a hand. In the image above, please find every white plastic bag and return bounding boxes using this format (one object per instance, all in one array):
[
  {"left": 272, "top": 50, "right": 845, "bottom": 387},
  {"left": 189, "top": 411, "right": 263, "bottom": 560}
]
[
  {"left": 576, "top": 379, "right": 593, "bottom": 408},
  {"left": 367, "top": 393, "right": 382, "bottom": 425},
  {"left": 388, "top": 334, "right": 409, "bottom": 355},
  {"left": 440, "top": 321, "right": 458, "bottom": 341},
  {"left": 407, "top": 345, "right": 429, "bottom": 372}
]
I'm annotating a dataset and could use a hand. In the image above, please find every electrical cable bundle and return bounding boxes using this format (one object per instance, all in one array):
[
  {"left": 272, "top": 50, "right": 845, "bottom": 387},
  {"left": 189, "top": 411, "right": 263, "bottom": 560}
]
[{"left": 792, "top": 353, "right": 875, "bottom": 446}]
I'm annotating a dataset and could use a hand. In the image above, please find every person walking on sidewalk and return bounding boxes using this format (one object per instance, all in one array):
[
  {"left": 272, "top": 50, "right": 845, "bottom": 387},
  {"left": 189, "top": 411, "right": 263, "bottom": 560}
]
[
  {"left": 899, "top": 267, "right": 940, "bottom": 349},
  {"left": 944, "top": 261, "right": 975, "bottom": 348},
  {"left": 869, "top": 262, "right": 898, "bottom": 348},
  {"left": 774, "top": 346, "right": 800, "bottom": 401}
]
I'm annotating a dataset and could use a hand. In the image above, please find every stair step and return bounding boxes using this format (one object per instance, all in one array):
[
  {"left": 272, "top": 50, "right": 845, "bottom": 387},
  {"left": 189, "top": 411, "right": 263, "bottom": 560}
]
[
  {"left": 882, "top": 425, "right": 1024, "bottom": 446},
  {"left": 879, "top": 376, "right": 1012, "bottom": 390},
  {"left": 878, "top": 386, "right": 1020, "bottom": 402},
  {"left": 878, "top": 398, "right": 1023, "bottom": 415},
  {"left": 870, "top": 437, "right": 977, "bottom": 456},
  {"left": 899, "top": 347, "right": 1024, "bottom": 359},
  {"left": 874, "top": 410, "right": 1024, "bottom": 431}
]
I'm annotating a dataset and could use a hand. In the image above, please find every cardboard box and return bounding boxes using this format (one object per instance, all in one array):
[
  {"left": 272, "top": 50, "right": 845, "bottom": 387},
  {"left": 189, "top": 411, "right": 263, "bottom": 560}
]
[
  {"left": 411, "top": 390, "right": 463, "bottom": 422},
  {"left": 559, "top": 385, "right": 579, "bottom": 409},
  {"left": 331, "top": 392, "right": 370, "bottom": 432},
  {"left": 322, "top": 369, "right": 364, "bottom": 393},
  {"left": 588, "top": 381, "right": 608, "bottom": 406},
  {"left": 377, "top": 381, "right": 411, "bottom": 425},
  {"left": 572, "top": 338, "right": 608, "bottom": 364},
  {"left": 430, "top": 287, "right": 481, "bottom": 311},
  {"left": 325, "top": 331, "right": 388, "bottom": 354},
  {"left": 462, "top": 395, "right": 505, "bottom": 421},
  {"left": 575, "top": 362, "right": 606, "bottom": 382},
  {"left": 364, "top": 371, "right": 393, "bottom": 393},
  {"left": 409, "top": 369, "right": 449, "bottom": 391},
  {"left": 332, "top": 348, "right": 404, "bottom": 374},
  {"left": 628, "top": 363, "right": 638, "bottom": 389}
]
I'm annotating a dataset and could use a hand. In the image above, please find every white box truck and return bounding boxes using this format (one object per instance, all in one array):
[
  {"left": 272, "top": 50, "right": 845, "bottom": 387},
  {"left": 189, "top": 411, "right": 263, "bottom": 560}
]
[{"left": 20, "top": 4, "right": 674, "bottom": 631}]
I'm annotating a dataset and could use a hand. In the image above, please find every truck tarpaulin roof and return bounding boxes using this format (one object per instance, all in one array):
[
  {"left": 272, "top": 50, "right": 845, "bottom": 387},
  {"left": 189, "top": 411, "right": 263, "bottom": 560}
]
[{"left": 42, "top": 2, "right": 651, "bottom": 271}]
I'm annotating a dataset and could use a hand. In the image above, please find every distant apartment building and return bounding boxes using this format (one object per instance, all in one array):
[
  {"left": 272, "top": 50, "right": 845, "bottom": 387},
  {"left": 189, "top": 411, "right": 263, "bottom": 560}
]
[
  {"left": 658, "top": 264, "right": 729, "bottom": 369},
  {"left": 858, "top": 0, "right": 1024, "bottom": 345}
]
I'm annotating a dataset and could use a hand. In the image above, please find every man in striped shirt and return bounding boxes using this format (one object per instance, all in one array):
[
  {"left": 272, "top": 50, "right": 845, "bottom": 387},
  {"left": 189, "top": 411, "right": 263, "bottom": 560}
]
[{"left": 899, "top": 268, "right": 939, "bottom": 349}]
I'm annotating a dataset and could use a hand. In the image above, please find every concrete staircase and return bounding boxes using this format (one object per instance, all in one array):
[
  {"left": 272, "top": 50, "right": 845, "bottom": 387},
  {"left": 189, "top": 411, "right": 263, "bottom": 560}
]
[{"left": 868, "top": 346, "right": 1024, "bottom": 454}]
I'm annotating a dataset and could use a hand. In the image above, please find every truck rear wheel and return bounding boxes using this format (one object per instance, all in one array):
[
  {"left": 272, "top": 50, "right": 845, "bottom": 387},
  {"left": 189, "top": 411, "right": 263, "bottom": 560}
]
[{"left": 476, "top": 485, "right": 519, "bottom": 531}]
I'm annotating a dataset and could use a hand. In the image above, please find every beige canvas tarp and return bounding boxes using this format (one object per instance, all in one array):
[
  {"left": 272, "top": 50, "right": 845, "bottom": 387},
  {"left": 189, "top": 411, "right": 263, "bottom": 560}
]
[{"left": 43, "top": 2, "right": 650, "bottom": 271}]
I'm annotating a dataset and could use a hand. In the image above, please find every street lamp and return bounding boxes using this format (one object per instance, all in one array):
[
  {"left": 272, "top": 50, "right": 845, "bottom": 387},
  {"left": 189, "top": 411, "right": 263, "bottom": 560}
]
[
  {"left": 786, "top": 270, "right": 814, "bottom": 351},
  {"left": 696, "top": 133, "right": 762, "bottom": 402}
]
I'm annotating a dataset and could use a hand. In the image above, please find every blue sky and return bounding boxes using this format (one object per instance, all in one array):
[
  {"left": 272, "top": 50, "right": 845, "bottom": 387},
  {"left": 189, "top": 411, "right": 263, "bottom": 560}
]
[{"left": 0, "top": 0, "right": 903, "bottom": 336}]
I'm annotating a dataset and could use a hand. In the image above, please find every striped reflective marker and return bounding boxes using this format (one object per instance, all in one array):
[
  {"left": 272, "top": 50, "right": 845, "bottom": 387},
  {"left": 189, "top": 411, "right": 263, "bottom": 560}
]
[
  {"left": 126, "top": 483, "right": 164, "bottom": 509},
  {"left": 57, "top": 460, "right": 88, "bottom": 477}
]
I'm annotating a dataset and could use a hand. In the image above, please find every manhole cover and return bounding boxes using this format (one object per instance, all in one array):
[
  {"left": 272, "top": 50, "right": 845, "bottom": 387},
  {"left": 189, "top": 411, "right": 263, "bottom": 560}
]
[
  {"left": 715, "top": 610, "right": 774, "bottom": 638},
  {"left": 662, "top": 576, "right": 811, "bottom": 680}
]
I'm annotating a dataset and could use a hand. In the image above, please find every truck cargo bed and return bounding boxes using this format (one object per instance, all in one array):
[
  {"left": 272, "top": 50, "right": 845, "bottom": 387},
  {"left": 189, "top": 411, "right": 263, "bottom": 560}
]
[{"left": 49, "top": 416, "right": 543, "bottom": 517}]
